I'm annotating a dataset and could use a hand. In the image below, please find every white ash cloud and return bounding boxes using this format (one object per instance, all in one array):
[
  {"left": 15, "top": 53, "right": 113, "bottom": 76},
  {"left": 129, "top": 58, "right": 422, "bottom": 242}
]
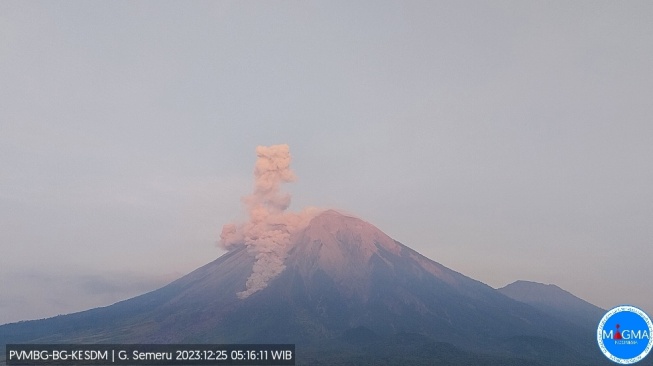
[{"left": 219, "top": 144, "right": 318, "bottom": 299}]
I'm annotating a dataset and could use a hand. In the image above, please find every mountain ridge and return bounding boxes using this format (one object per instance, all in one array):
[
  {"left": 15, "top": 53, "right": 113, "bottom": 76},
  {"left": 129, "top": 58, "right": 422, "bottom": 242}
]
[{"left": 498, "top": 280, "right": 605, "bottom": 330}]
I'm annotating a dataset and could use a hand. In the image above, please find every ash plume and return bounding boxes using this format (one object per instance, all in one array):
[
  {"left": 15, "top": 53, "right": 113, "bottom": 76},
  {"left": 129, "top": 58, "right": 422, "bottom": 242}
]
[{"left": 219, "top": 144, "right": 318, "bottom": 298}]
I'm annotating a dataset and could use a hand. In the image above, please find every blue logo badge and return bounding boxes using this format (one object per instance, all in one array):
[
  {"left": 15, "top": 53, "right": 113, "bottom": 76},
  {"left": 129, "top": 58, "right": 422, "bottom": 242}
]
[{"left": 597, "top": 305, "right": 653, "bottom": 364}]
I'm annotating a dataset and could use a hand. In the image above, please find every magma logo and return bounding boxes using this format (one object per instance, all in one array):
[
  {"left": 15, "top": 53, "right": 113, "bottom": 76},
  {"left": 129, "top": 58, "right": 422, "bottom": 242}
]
[{"left": 597, "top": 305, "right": 653, "bottom": 364}]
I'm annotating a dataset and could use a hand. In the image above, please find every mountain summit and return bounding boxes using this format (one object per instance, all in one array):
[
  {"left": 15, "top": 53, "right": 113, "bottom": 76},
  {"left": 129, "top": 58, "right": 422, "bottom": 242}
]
[
  {"left": 498, "top": 280, "right": 605, "bottom": 329},
  {"left": 288, "top": 210, "right": 402, "bottom": 296},
  {"left": 0, "top": 210, "right": 607, "bottom": 365}
]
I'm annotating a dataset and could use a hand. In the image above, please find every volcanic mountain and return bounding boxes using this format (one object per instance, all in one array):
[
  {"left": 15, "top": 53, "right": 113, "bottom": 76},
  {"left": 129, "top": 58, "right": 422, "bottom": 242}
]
[{"left": 0, "top": 210, "right": 609, "bottom": 365}]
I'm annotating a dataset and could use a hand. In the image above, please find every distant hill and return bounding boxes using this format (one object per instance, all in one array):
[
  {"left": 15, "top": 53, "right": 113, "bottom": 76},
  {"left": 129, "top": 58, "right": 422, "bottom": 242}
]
[{"left": 498, "top": 280, "right": 605, "bottom": 330}]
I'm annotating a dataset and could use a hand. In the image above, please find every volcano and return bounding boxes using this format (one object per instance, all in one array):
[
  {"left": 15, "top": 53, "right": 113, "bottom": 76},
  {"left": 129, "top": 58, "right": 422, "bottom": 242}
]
[{"left": 0, "top": 210, "right": 609, "bottom": 365}]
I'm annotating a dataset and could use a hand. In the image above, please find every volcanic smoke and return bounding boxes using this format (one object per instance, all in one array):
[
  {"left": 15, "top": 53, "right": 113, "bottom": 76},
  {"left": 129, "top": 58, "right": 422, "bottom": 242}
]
[{"left": 220, "top": 144, "right": 318, "bottom": 298}]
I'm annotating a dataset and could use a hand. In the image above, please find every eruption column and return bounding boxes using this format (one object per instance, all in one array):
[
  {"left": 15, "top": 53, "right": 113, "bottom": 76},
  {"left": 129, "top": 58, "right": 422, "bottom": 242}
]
[{"left": 220, "top": 145, "right": 316, "bottom": 298}]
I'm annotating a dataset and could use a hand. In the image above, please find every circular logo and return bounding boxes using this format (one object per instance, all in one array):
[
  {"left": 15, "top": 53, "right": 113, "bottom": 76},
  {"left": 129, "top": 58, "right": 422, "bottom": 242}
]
[{"left": 597, "top": 305, "right": 653, "bottom": 364}]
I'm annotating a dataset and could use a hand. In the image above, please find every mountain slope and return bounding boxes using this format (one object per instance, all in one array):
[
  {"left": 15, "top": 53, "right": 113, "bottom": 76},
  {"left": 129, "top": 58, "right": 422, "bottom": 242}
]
[
  {"left": 0, "top": 211, "right": 608, "bottom": 365},
  {"left": 0, "top": 245, "right": 256, "bottom": 344},
  {"left": 498, "top": 280, "right": 605, "bottom": 330}
]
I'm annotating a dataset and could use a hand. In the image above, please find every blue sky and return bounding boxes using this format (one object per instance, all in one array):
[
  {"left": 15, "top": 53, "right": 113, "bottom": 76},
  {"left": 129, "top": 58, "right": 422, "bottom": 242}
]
[{"left": 1, "top": 1, "right": 652, "bottom": 324}]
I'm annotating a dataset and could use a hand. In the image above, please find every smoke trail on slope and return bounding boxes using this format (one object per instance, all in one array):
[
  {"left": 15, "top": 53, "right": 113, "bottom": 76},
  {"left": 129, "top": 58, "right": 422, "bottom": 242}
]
[{"left": 219, "top": 144, "right": 318, "bottom": 299}]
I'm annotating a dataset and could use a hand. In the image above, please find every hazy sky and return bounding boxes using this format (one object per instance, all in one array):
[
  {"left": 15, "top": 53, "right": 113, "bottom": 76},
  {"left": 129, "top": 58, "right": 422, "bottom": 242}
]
[{"left": 1, "top": 1, "right": 652, "bottom": 325}]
